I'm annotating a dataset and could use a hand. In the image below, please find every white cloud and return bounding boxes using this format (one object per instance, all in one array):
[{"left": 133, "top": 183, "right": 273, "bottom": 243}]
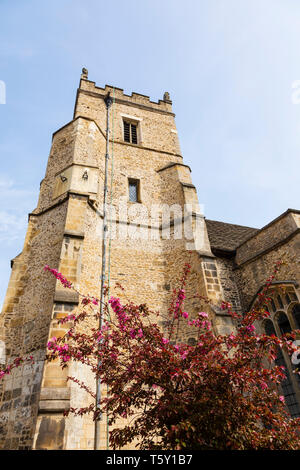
[
  {"left": 0, "top": 176, "right": 36, "bottom": 244},
  {"left": 0, "top": 211, "right": 27, "bottom": 243},
  {"left": 0, "top": 177, "right": 14, "bottom": 189},
  {"left": 0, "top": 42, "right": 36, "bottom": 60}
]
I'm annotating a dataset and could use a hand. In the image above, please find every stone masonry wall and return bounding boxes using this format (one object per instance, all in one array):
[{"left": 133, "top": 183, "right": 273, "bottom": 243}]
[
  {"left": 0, "top": 202, "right": 68, "bottom": 449},
  {"left": 0, "top": 75, "right": 233, "bottom": 449}
]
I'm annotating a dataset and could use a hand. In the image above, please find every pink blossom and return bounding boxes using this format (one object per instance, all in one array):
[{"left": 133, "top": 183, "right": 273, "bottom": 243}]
[
  {"left": 178, "top": 289, "right": 185, "bottom": 301},
  {"left": 182, "top": 311, "right": 189, "bottom": 319},
  {"left": 199, "top": 320, "right": 211, "bottom": 330},
  {"left": 162, "top": 338, "right": 169, "bottom": 345},
  {"left": 59, "top": 313, "right": 76, "bottom": 324},
  {"left": 246, "top": 324, "right": 256, "bottom": 332},
  {"left": 137, "top": 328, "right": 143, "bottom": 338},
  {"left": 47, "top": 337, "right": 58, "bottom": 350},
  {"left": 109, "top": 297, "right": 130, "bottom": 331},
  {"left": 198, "top": 312, "right": 208, "bottom": 318},
  {"left": 261, "top": 381, "right": 268, "bottom": 390},
  {"left": 129, "top": 329, "right": 136, "bottom": 339},
  {"left": 44, "top": 266, "right": 72, "bottom": 289},
  {"left": 180, "top": 350, "right": 188, "bottom": 360}
]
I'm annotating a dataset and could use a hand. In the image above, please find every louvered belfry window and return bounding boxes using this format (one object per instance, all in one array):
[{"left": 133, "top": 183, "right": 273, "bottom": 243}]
[
  {"left": 124, "top": 121, "right": 138, "bottom": 144},
  {"left": 128, "top": 179, "right": 139, "bottom": 202}
]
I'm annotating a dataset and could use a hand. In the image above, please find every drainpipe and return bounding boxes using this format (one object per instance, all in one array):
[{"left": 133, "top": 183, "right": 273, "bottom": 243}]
[{"left": 94, "top": 91, "right": 113, "bottom": 450}]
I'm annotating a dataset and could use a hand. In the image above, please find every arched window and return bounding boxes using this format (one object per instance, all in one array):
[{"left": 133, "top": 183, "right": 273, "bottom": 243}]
[
  {"left": 274, "top": 349, "right": 300, "bottom": 417},
  {"left": 292, "top": 304, "right": 300, "bottom": 330},
  {"left": 257, "top": 286, "right": 300, "bottom": 418},
  {"left": 264, "top": 319, "right": 276, "bottom": 336},
  {"left": 277, "top": 312, "right": 291, "bottom": 336},
  {"left": 264, "top": 317, "right": 300, "bottom": 417}
]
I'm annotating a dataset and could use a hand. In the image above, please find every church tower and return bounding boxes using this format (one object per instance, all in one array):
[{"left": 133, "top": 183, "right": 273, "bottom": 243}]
[{"left": 0, "top": 69, "right": 233, "bottom": 450}]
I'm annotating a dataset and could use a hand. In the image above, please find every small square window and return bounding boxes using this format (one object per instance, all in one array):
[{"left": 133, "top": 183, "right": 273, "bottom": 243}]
[
  {"left": 124, "top": 121, "right": 138, "bottom": 144},
  {"left": 128, "top": 179, "right": 139, "bottom": 202}
]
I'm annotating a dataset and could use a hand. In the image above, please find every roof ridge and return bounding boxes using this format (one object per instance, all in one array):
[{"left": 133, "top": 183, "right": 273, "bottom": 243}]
[{"left": 206, "top": 219, "right": 258, "bottom": 231}]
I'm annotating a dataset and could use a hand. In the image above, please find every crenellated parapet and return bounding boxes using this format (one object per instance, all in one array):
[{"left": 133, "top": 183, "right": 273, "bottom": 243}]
[{"left": 77, "top": 73, "right": 173, "bottom": 115}]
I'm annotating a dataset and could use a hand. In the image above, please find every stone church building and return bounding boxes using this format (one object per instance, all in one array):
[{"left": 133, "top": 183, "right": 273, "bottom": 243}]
[{"left": 0, "top": 70, "right": 299, "bottom": 449}]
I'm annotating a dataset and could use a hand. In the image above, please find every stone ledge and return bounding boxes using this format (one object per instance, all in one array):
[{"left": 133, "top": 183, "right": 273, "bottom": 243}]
[
  {"left": 211, "top": 305, "right": 232, "bottom": 317},
  {"left": 38, "top": 400, "right": 70, "bottom": 412},
  {"left": 39, "top": 388, "right": 71, "bottom": 413},
  {"left": 157, "top": 162, "right": 191, "bottom": 173},
  {"left": 197, "top": 251, "right": 215, "bottom": 259},
  {"left": 40, "top": 388, "right": 70, "bottom": 400},
  {"left": 64, "top": 230, "right": 85, "bottom": 239},
  {"left": 54, "top": 162, "right": 99, "bottom": 177},
  {"left": 181, "top": 182, "right": 196, "bottom": 189},
  {"left": 54, "top": 290, "right": 79, "bottom": 304}
]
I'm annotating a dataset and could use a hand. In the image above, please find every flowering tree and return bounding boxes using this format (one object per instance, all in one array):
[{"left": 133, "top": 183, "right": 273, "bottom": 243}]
[{"left": 1, "top": 261, "right": 300, "bottom": 450}]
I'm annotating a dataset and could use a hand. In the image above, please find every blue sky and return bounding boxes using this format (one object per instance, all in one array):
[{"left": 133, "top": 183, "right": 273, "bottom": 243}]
[{"left": 0, "top": 0, "right": 300, "bottom": 307}]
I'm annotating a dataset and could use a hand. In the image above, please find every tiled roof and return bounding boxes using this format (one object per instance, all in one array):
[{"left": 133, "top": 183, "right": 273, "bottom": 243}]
[{"left": 205, "top": 219, "right": 259, "bottom": 253}]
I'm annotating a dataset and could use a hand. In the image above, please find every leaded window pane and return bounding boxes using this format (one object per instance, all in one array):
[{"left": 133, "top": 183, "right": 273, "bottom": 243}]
[
  {"left": 264, "top": 319, "right": 276, "bottom": 336},
  {"left": 275, "top": 348, "right": 300, "bottom": 417},
  {"left": 124, "top": 121, "right": 130, "bottom": 142},
  {"left": 293, "top": 304, "right": 300, "bottom": 330},
  {"left": 277, "top": 295, "right": 284, "bottom": 309},
  {"left": 123, "top": 121, "right": 138, "bottom": 144},
  {"left": 129, "top": 180, "right": 138, "bottom": 202},
  {"left": 277, "top": 312, "right": 291, "bottom": 336},
  {"left": 131, "top": 124, "right": 137, "bottom": 144},
  {"left": 264, "top": 306, "right": 300, "bottom": 418}
]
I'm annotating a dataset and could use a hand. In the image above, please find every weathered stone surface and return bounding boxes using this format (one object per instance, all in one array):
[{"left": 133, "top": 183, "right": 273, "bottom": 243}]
[{"left": 35, "top": 416, "right": 65, "bottom": 450}]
